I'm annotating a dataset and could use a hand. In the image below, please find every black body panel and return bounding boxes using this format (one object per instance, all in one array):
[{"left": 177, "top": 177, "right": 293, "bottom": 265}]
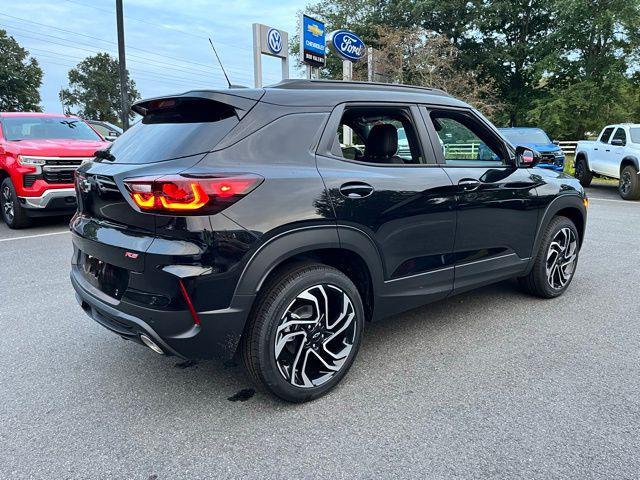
[{"left": 70, "top": 80, "right": 587, "bottom": 361}]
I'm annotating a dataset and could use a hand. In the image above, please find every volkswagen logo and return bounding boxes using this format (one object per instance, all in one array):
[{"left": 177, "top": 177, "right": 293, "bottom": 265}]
[{"left": 267, "top": 28, "right": 282, "bottom": 54}]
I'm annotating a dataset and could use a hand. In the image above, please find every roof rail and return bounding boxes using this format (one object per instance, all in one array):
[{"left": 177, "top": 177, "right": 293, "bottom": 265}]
[{"left": 269, "top": 79, "right": 450, "bottom": 97}]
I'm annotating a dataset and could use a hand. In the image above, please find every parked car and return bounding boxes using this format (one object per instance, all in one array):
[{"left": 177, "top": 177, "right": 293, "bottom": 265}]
[
  {"left": 86, "top": 120, "right": 123, "bottom": 142},
  {"left": 574, "top": 124, "right": 640, "bottom": 200},
  {"left": 70, "top": 80, "right": 588, "bottom": 402},
  {"left": 499, "top": 127, "right": 565, "bottom": 172},
  {"left": 0, "top": 112, "right": 109, "bottom": 228}
]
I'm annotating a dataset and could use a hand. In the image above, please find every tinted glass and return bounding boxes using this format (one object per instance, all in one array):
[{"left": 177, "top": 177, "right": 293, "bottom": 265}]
[
  {"left": 500, "top": 128, "right": 550, "bottom": 144},
  {"left": 336, "top": 107, "right": 424, "bottom": 164},
  {"left": 629, "top": 128, "right": 640, "bottom": 144},
  {"left": 612, "top": 128, "right": 626, "bottom": 145},
  {"left": 2, "top": 117, "right": 102, "bottom": 141},
  {"left": 107, "top": 99, "right": 239, "bottom": 164},
  {"left": 431, "top": 112, "right": 505, "bottom": 165},
  {"left": 600, "top": 127, "right": 614, "bottom": 143}
]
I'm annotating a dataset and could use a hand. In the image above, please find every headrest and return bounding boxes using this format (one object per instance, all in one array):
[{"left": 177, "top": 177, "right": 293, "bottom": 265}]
[{"left": 365, "top": 124, "right": 398, "bottom": 159}]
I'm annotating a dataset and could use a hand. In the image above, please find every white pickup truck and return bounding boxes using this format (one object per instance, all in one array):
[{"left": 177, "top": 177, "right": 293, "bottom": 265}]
[{"left": 574, "top": 124, "right": 640, "bottom": 200}]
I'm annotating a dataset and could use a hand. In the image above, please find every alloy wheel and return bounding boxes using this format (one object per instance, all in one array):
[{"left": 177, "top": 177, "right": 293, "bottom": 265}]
[
  {"left": 620, "top": 171, "right": 632, "bottom": 196},
  {"left": 546, "top": 227, "right": 578, "bottom": 290},
  {"left": 1, "top": 185, "right": 14, "bottom": 222},
  {"left": 274, "top": 284, "right": 357, "bottom": 388}
]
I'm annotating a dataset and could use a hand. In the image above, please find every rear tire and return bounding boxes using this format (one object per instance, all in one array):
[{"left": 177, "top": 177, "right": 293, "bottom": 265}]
[
  {"left": 574, "top": 157, "right": 593, "bottom": 187},
  {"left": 242, "top": 263, "right": 364, "bottom": 403},
  {"left": 1, "top": 178, "right": 32, "bottom": 229},
  {"left": 519, "top": 216, "right": 580, "bottom": 299},
  {"left": 619, "top": 165, "right": 640, "bottom": 200}
]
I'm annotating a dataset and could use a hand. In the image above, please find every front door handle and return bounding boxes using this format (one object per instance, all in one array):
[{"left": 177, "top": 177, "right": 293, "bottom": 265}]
[
  {"left": 339, "top": 182, "right": 374, "bottom": 198},
  {"left": 458, "top": 178, "right": 481, "bottom": 191}
]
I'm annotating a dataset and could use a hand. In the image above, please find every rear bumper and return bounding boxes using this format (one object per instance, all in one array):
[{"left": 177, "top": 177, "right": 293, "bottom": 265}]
[
  {"left": 19, "top": 188, "right": 77, "bottom": 215},
  {"left": 71, "top": 262, "right": 255, "bottom": 361}
]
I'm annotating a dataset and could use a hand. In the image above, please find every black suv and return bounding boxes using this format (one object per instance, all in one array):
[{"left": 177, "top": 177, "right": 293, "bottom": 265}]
[{"left": 71, "top": 80, "right": 587, "bottom": 402}]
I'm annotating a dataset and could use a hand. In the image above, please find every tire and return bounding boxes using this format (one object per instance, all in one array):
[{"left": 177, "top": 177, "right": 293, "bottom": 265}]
[
  {"left": 242, "top": 262, "right": 364, "bottom": 402},
  {"left": 574, "top": 157, "right": 593, "bottom": 187},
  {"left": 618, "top": 165, "right": 640, "bottom": 200},
  {"left": 519, "top": 216, "right": 580, "bottom": 299},
  {"left": 1, "top": 178, "right": 32, "bottom": 229}
]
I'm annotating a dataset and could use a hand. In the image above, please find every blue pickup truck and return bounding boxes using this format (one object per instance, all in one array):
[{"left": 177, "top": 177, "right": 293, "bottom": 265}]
[{"left": 498, "top": 127, "right": 565, "bottom": 172}]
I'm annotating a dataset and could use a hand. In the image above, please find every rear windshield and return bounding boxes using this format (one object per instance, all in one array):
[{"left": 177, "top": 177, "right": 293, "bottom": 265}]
[
  {"left": 2, "top": 116, "right": 102, "bottom": 141},
  {"left": 107, "top": 98, "right": 240, "bottom": 164},
  {"left": 500, "top": 128, "right": 550, "bottom": 144}
]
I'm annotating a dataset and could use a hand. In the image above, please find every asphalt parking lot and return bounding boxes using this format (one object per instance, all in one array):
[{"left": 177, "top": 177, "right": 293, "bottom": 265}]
[{"left": 1, "top": 181, "right": 638, "bottom": 479}]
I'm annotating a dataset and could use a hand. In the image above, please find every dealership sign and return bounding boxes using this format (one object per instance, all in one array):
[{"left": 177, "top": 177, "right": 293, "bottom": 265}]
[
  {"left": 328, "top": 29, "right": 366, "bottom": 62},
  {"left": 300, "top": 14, "right": 326, "bottom": 66},
  {"left": 257, "top": 24, "right": 288, "bottom": 60}
]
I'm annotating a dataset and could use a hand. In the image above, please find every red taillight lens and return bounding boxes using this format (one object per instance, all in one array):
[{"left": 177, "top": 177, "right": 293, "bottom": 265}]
[{"left": 124, "top": 174, "right": 263, "bottom": 214}]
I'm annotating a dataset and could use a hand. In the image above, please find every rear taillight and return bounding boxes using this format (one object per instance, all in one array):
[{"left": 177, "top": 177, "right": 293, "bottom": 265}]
[{"left": 123, "top": 174, "right": 263, "bottom": 214}]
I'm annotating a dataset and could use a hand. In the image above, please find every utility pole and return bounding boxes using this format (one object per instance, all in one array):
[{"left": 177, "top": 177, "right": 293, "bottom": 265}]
[{"left": 116, "top": 0, "right": 129, "bottom": 130}]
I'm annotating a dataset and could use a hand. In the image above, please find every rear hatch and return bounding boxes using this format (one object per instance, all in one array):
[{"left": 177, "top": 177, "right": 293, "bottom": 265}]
[
  {"left": 74, "top": 91, "right": 262, "bottom": 234},
  {"left": 71, "top": 90, "right": 263, "bottom": 315},
  {"left": 72, "top": 90, "right": 262, "bottom": 266}
]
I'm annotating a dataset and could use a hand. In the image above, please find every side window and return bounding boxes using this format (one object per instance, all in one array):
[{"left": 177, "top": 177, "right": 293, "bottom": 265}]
[
  {"left": 334, "top": 106, "right": 425, "bottom": 165},
  {"left": 612, "top": 128, "right": 626, "bottom": 146},
  {"left": 429, "top": 110, "right": 507, "bottom": 166},
  {"left": 600, "top": 127, "right": 614, "bottom": 143}
]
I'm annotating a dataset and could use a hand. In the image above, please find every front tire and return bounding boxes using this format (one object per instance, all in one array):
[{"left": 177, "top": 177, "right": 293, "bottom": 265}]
[
  {"left": 574, "top": 157, "right": 593, "bottom": 187},
  {"left": 619, "top": 165, "right": 640, "bottom": 200},
  {"left": 242, "top": 263, "right": 364, "bottom": 402},
  {"left": 1, "top": 178, "right": 32, "bottom": 229},
  {"left": 519, "top": 216, "right": 580, "bottom": 299}
]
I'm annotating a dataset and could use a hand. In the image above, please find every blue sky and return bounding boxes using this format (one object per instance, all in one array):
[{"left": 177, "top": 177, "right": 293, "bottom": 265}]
[{"left": 2, "top": 0, "right": 304, "bottom": 113}]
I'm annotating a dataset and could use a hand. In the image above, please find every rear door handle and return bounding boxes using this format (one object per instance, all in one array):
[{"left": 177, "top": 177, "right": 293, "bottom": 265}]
[
  {"left": 458, "top": 178, "right": 481, "bottom": 191},
  {"left": 339, "top": 182, "right": 374, "bottom": 198}
]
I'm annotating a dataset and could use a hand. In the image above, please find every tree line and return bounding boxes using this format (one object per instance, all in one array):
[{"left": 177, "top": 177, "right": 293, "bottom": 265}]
[
  {"left": 2, "top": 0, "right": 640, "bottom": 139},
  {"left": 301, "top": 0, "right": 640, "bottom": 139}
]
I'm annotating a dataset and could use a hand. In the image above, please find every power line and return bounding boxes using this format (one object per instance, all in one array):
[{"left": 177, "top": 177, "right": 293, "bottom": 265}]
[
  {"left": 31, "top": 50, "right": 218, "bottom": 88},
  {"left": 0, "top": 13, "right": 247, "bottom": 76},
  {"left": 36, "top": 57, "right": 207, "bottom": 91},
  {"left": 1, "top": 22, "right": 235, "bottom": 80},
  {"left": 61, "top": 0, "right": 253, "bottom": 54},
  {"left": 3, "top": 25, "right": 255, "bottom": 87}
]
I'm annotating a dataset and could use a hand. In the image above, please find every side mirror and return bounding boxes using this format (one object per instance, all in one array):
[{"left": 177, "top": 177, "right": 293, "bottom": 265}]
[
  {"left": 611, "top": 138, "right": 625, "bottom": 146},
  {"left": 108, "top": 131, "right": 119, "bottom": 137},
  {"left": 515, "top": 145, "right": 541, "bottom": 168}
]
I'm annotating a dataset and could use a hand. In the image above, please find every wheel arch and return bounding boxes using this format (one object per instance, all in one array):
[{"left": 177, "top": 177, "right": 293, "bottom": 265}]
[
  {"left": 527, "top": 194, "right": 587, "bottom": 273},
  {"left": 574, "top": 150, "right": 590, "bottom": 170},
  {"left": 234, "top": 225, "right": 384, "bottom": 322},
  {"left": 620, "top": 156, "right": 639, "bottom": 174}
]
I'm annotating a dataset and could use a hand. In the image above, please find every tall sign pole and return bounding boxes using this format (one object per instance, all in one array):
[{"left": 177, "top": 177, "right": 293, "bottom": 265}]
[
  {"left": 300, "top": 15, "right": 326, "bottom": 80},
  {"left": 252, "top": 23, "right": 289, "bottom": 88},
  {"left": 115, "top": 0, "right": 129, "bottom": 130}
]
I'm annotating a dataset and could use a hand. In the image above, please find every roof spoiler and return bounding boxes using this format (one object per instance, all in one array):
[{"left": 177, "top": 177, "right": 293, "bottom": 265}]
[{"left": 131, "top": 90, "right": 265, "bottom": 119}]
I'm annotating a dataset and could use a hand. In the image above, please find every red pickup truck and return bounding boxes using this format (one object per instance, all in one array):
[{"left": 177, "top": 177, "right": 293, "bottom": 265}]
[{"left": 0, "top": 112, "right": 109, "bottom": 228}]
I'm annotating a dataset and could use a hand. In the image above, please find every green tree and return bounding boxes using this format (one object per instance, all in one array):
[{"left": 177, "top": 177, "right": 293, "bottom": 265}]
[
  {"left": 0, "top": 29, "right": 43, "bottom": 111},
  {"left": 60, "top": 53, "right": 140, "bottom": 125},
  {"left": 528, "top": 0, "right": 640, "bottom": 139}
]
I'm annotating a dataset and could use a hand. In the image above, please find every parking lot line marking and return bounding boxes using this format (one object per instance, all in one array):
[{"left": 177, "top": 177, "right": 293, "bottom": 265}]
[
  {"left": 0, "top": 230, "right": 70, "bottom": 243},
  {"left": 589, "top": 196, "right": 639, "bottom": 205}
]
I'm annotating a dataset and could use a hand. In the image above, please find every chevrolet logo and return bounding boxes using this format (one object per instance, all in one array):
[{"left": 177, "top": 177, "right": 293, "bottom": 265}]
[{"left": 308, "top": 24, "right": 323, "bottom": 37}]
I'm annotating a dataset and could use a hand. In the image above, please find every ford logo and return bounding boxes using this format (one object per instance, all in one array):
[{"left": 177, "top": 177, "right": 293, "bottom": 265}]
[{"left": 328, "top": 29, "right": 366, "bottom": 62}]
